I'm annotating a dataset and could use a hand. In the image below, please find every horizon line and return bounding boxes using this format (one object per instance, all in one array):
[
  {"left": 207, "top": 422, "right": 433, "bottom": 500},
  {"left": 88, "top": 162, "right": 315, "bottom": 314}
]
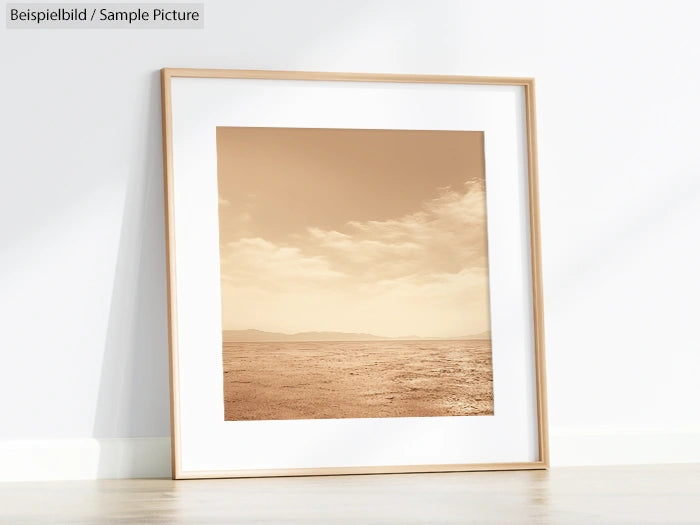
[{"left": 222, "top": 328, "right": 491, "bottom": 340}]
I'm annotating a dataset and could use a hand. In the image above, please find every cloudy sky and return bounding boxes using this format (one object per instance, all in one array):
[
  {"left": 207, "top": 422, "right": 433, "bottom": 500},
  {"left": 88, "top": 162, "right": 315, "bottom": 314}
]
[{"left": 216, "top": 127, "right": 491, "bottom": 339}]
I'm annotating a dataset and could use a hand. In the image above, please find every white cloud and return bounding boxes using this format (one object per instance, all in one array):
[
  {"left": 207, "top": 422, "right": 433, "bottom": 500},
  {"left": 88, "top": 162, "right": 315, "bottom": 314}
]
[
  {"left": 219, "top": 181, "right": 491, "bottom": 336},
  {"left": 300, "top": 180, "right": 488, "bottom": 278},
  {"left": 220, "top": 267, "right": 490, "bottom": 338},
  {"left": 220, "top": 237, "right": 345, "bottom": 292}
]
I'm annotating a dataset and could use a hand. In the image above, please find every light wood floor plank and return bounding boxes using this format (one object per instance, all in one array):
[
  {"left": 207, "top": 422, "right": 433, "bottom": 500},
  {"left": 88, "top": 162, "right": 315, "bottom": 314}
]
[{"left": 0, "top": 464, "right": 698, "bottom": 524}]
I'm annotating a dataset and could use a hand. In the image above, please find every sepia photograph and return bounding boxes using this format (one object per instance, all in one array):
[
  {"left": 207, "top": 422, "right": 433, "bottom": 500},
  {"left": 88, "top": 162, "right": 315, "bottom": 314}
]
[{"left": 217, "top": 126, "right": 494, "bottom": 421}]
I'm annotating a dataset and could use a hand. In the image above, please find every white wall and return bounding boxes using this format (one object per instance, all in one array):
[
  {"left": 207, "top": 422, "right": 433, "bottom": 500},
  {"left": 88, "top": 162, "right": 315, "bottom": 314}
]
[{"left": 1, "top": 0, "right": 699, "bottom": 480}]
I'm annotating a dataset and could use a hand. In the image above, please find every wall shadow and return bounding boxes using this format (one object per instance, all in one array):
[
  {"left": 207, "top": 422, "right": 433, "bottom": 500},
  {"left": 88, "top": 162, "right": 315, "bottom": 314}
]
[{"left": 93, "top": 70, "right": 171, "bottom": 478}]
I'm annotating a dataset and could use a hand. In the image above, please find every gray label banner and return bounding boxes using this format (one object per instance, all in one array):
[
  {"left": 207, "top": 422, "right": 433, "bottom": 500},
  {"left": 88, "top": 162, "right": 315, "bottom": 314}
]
[{"left": 6, "top": 3, "right": 204, "bottom": 28}]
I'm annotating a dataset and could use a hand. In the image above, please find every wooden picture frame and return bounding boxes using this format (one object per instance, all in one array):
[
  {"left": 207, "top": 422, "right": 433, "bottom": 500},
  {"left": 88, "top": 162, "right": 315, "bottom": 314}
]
[{"left": 161, "top": 68, "right": 548, "bottom": 479}]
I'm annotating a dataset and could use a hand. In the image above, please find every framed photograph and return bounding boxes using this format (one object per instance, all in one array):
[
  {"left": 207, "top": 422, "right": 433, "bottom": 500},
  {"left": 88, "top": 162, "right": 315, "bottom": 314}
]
[{"left": 161, "top": 69, "right": 548, "bottom": 479}]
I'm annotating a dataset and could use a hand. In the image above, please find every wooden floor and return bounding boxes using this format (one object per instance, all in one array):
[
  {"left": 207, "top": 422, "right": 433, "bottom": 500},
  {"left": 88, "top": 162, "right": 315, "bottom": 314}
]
[{"left": 0, "top": 465, "right": 698, "bottom": 524}]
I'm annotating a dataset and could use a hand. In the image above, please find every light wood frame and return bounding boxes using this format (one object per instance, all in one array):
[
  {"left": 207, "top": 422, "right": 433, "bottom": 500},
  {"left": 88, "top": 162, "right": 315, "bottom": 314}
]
[{"left": 161, "top": 68, "right": 549, "bottom": 479}]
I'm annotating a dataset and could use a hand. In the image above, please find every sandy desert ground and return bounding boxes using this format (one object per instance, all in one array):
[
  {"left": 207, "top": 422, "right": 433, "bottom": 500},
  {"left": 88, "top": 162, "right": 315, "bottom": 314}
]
[{"left": 222, "top": 340, "right": 493, "bottom": 420}]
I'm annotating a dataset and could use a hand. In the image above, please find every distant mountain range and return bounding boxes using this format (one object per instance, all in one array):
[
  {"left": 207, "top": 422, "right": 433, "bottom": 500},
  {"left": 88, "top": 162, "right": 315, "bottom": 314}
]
[{"left": 223, "top": 329, "right": 491, "bottom": 343}]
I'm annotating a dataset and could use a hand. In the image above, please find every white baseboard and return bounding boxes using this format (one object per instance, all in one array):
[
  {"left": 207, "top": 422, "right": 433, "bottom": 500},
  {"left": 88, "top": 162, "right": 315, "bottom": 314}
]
[
  {"left": 1, "top": 431, "right": 699, "bottom": 481},
  {"left": 0, "top": 437, "right": 171, "bottom": 482},
  {"left": 550, "top": 428, "right": 700, "bottom": 466}
]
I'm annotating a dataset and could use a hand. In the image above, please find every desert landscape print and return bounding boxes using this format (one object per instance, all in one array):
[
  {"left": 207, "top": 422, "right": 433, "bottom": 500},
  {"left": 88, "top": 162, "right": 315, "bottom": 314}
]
[{"left": 217, "top": 127, "right": 493, "bottom": 420}]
